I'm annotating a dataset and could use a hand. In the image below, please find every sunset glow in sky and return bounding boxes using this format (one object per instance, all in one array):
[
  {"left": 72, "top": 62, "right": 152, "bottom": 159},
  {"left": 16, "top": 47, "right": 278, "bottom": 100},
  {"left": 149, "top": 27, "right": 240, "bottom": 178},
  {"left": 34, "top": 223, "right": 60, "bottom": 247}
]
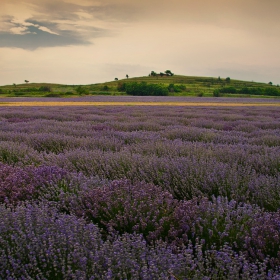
[{"left": 1, "top": 0, "right": 280, "bottom": 85}]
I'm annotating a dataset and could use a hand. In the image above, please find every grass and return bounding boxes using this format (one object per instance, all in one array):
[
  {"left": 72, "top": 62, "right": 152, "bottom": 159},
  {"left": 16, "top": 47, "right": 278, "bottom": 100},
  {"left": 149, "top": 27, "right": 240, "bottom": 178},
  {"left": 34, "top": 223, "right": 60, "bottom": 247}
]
[{"left": 0, "top": 75, "right": 279, "bottom": 98}]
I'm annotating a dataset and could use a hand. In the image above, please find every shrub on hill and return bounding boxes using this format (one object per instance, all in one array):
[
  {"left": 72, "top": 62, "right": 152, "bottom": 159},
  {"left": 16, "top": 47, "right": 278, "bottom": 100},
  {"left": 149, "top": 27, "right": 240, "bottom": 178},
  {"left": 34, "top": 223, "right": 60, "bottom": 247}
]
[
  {"left": 265, "top": 87, "right": 280, "bottom": 96},
  {"left": 38, "top": 86, "right": 51, "bottom": 92},
  {"left": 218, "top": 87, "right": 237, "bottom": 94},
  {"left": 168, "top": 84, "right": 186, "bottom": 93},
  {"left": 76, "top": 86, "right": 89, "bottom": 95},
  {"left": 213, "top": 89, "right": 223, "bottom": 97},
  {"left": 239, "top": 87, "right": 263, "bottom": 95},
  {"left": 44, "top": 93, "right": 62, "bottom": 97},
  {"left": 117, "top": 81, "right": 126, "bottom": 92},
  {"left": 102, "top": 85, "right": 110, "bottom": 91},
  {"left": 214, "top": 86, "right": 280, "bottom": 96},
  {"left": 125, "top": 82, "right": 168, "bottom": 96}
]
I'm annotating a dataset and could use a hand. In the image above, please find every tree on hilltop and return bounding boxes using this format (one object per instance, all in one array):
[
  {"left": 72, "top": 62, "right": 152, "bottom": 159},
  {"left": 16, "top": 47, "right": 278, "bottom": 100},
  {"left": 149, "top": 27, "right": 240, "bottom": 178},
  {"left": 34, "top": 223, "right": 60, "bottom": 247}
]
[{"left": 165, "top": 70, "right": 174, "bottom": 76}]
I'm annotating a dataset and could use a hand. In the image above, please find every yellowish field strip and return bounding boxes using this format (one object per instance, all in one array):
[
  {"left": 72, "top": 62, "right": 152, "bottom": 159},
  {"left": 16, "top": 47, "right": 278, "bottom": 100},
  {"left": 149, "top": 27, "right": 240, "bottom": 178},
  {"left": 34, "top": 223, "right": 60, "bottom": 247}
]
[{"left": 0, "top": 101, "right": 280, "bottom": 107}]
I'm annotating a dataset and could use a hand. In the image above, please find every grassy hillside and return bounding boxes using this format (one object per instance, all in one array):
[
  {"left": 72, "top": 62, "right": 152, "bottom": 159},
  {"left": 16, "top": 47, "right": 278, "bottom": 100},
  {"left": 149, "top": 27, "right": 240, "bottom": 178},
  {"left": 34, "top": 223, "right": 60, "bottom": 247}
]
[{"left": 0, "top": 75, "right": 279, "bottom": 98}]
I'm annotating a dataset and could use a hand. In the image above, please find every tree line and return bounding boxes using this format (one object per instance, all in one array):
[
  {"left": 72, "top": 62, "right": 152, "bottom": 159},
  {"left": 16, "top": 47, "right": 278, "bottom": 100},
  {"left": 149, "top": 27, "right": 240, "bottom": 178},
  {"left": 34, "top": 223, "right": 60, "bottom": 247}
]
[
  {"left": 118, "top": 82, "right": 168, "bottom": 96},
  {"left": 213, "top": 86, "right": 280, "bottom": 97}
]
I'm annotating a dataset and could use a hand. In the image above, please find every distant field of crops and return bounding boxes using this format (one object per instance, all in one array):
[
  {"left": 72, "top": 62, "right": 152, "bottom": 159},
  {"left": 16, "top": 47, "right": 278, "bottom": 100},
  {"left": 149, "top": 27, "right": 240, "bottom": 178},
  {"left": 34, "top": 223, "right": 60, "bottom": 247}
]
[{"left": 0, "top": 100, "right": 280, "bottom": 279}]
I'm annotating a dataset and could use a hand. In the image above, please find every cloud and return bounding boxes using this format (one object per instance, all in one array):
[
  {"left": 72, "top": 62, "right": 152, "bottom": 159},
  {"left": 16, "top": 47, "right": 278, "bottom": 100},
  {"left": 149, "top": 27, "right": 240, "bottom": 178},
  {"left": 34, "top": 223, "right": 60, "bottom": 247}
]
[
  {"left": 0, "top": 0, "right": 113, "bottom": 49},
  {"left": 0, "top": 14, "right": 111, "bottom": 49},
  {"left": 1, "top": 0, "right": 280, "bottom": 50},
  {"left": 36, "top": 26, "right": 59, "bottom": 36},
  {"left": 0, "top": 16, "right": 98, "bottom": 49},
  {"left": 2, "top": 18, "right": 60, "bottom": 36},
  {"left": 9, "top": 26, "right": 29, "bottom": 35},
  {"left": 0, "top": 0, "right": 280, "bottom": 85}
]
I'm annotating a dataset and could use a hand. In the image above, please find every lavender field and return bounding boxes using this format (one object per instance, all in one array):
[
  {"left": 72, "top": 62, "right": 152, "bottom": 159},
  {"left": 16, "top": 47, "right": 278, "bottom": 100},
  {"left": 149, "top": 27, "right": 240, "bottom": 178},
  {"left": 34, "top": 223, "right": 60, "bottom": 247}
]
[{"left": 0, "top": 101, "right": 280, "bottom": 279}]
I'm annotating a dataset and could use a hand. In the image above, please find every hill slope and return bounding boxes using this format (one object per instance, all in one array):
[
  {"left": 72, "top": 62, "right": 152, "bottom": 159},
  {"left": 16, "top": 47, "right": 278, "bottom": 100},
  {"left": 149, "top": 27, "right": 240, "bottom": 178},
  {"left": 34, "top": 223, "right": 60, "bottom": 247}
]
[{"left": 0, "top": 75, "right": 279, "bottom": 98}]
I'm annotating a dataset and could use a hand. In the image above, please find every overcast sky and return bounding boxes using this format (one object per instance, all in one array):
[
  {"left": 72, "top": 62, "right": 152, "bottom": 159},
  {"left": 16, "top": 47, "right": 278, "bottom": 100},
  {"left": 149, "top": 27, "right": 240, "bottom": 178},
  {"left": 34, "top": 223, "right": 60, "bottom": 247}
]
[{"left": 1, "top": 0, "right": 280, "bottom": 86}]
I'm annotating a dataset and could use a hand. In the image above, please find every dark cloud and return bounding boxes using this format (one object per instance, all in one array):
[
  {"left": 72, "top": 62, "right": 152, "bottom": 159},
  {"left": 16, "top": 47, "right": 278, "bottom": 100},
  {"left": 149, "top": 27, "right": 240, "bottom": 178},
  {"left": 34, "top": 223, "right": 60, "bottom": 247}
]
[
  {"left": 0, "top": 16, "right": 110, "bottom": 49},
  {"left": 3, "top": 0, "right": 279, "bottom": 50},
  {"left": 0, "top": 25, "right": 91, "bottom": 49}
]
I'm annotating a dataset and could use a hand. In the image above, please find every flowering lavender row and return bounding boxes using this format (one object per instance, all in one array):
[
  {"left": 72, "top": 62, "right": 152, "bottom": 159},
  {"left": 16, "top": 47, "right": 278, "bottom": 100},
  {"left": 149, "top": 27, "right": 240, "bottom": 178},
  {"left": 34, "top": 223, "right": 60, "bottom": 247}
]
[
  {"left": 75, "top": 180, "right": 280, "bottom": 267},
  {"left": 0, "top": 166, "right": 279, "bottom": 269},
  {"left": 0, "top": 202, "right": 279, "bottom": 279},
  {"left": 0, "top": 106, "right": 280, "bottom": 209},
  {"left": 0, "top": 104, "right": 280, "bottom": 277},
  {"left": 1, "top": 96, "right": 280, "bottom": 102}
]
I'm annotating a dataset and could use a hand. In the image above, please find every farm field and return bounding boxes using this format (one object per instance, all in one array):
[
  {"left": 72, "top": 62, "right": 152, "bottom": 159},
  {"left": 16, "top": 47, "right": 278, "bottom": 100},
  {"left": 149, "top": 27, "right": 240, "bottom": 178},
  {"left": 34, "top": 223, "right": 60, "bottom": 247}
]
[
  {"left": 0, "top": 98, "right": 280, "bottom": 279},
  {"left": 0, "top": 95, "right": 280, "bottom": 106}
]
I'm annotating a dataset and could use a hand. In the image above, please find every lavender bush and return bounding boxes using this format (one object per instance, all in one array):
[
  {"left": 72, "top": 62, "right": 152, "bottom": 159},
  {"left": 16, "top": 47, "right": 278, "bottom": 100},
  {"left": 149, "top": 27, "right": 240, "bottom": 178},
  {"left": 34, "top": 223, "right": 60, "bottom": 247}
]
[
  {"left": 0, "top": 203, "right": 278, "bottom": 279},
  {"left": 77, "top": 179, "right": 177, "bottom": 242},
  {"left": 0, "top": 164, "right": 68, "bottom": 205},
  {"left": 0, "top": 101, "right": 280, "bottom": 277}
]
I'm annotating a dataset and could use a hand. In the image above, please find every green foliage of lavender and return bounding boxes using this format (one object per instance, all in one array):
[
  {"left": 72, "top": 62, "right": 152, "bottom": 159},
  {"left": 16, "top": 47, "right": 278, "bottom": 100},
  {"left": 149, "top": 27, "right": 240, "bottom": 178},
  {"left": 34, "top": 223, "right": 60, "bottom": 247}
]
[{"left": 0, "top": 103, "right": 280, "bottom": 278}]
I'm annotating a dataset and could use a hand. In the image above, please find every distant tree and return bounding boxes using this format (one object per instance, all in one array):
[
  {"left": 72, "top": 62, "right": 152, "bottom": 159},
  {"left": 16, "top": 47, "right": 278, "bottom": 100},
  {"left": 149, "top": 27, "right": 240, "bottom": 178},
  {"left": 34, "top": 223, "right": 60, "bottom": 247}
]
[
  {"left": 13, "top": 83, "right": 17, "bottom": 87},
  {"left": 115, "top": 78, "right": 118, "bottom": 81},
  {"left": 165, "top": 70, "right": 174, "bottom": 76},
  {"left": 160, "top": 72, "right": 164, "bottom": 77},
  {"left": 268, "top": 81, "right": 273, "bottom": 85},
  {"left": 225, "top": 77, "right": 231, "bottom": 83},
  {"left": 126, "top": 74, "right": 129, "bottom": 79},
  {"left": 25, "top": 80, "right": 29, "bottom": 84},
  {"left": 150, "top": 71, "right": 157, "bottom": 77}
]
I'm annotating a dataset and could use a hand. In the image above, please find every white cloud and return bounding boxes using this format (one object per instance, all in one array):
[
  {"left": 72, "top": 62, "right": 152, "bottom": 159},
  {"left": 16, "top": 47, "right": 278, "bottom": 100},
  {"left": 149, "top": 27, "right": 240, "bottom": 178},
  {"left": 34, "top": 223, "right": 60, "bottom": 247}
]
[
  {"left": 9, "top": 26, "right": 30, "bottom": 35},
  {"left": 0, "top": 17, "right": 60, "bottom": 36},
  {"left": 37, "top": 26, "right": 59, "bottom": 35}
]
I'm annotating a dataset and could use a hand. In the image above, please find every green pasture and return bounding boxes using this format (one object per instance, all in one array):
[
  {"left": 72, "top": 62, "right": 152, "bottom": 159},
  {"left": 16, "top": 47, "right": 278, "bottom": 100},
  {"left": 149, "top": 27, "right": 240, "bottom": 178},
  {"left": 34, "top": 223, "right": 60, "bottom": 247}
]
[{"left": 0, "top": 75, "right": 279, "bottom": 98}]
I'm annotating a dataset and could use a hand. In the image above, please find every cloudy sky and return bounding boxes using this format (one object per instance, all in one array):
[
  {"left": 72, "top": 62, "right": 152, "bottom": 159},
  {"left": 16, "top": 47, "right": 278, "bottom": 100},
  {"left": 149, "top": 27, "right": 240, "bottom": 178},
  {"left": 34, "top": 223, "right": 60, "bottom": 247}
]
[{"left": 1, "top": 0, "right": 280, "bottom": 85}]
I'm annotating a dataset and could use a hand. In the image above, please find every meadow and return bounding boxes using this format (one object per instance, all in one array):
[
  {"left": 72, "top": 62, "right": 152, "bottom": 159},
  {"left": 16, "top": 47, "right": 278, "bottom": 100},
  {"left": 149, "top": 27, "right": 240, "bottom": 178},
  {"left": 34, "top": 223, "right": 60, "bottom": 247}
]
[
  {"left": 1, "top": 74, "right": 280, "bottom": 98},
  {"left": 0, "top": 98, "right": 280, "bottom": 279}
]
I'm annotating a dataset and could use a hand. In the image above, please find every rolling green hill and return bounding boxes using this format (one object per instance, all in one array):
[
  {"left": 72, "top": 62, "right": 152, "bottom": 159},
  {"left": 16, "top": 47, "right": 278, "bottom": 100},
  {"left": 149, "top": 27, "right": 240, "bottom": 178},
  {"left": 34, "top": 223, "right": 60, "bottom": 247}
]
[{"left": 0, "top": 75, "right": 279, "bottom": 98}]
